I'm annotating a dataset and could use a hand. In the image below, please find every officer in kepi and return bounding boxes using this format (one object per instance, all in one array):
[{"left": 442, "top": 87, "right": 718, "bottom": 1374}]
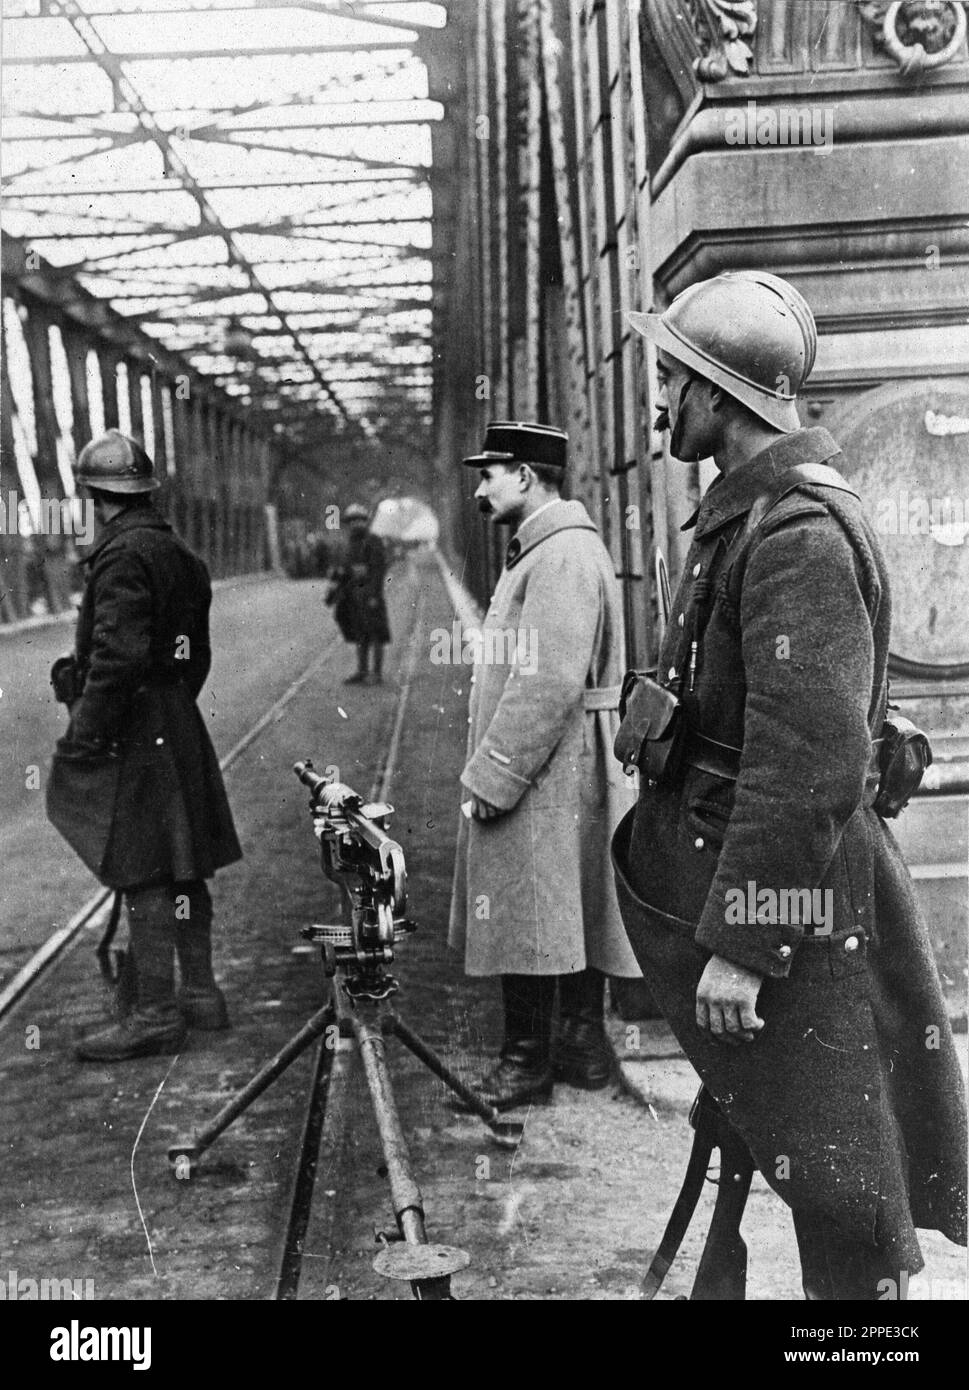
[
  {"left": 328, "top": 503, "right": 391, "bottom": 685},
  {"left": 449, "top": 421, "right": 641, "bottom": 1111},
  {"left": 47, "top": 430, "right": 243, "bottom": 1062},
  {"left": 613, "top": 273, "right": 967, "bottom": 1298}
]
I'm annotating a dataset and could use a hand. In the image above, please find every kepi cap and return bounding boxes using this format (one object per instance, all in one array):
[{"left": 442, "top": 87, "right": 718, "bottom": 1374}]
[{"left": 463, "top": 420, "right": 568, "bottom": 471}]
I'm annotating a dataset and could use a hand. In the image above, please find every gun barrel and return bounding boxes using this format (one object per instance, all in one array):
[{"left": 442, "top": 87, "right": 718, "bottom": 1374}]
[{"left": 293, "top": 759, "right": 329, "bottom": 800}]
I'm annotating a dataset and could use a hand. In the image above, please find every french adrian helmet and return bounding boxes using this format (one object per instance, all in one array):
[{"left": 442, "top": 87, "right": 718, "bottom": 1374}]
[
  {"left": 628, "top": 271, "right": 818, "bottom": 432},
  {"left": 75, "top": 430, "right": 159, "bottom": 494}
]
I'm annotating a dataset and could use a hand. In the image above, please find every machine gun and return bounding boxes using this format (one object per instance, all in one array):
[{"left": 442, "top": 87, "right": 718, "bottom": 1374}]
[
  {"left": 292, "top": 760, "right": 413, "bottom": 989},
  {"left": 169, "top": 760, "right": 522, "bottom": 1301}
]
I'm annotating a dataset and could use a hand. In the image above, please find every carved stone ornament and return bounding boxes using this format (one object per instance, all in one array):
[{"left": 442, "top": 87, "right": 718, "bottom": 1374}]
[
  {"left": 859, "top": 1, "right": 967, "bottom": 75},
  {"left": 689, "top": 0, "right": 759, "bottom": 81}
]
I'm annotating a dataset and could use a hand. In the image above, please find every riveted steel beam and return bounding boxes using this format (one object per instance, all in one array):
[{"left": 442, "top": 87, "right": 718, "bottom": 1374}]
[
  {"left": 7, "top": 40, "right": 419, "bottom": 65},
  {"left": 4, "top": 172, "right": 425, "bottom": 198},
  {"left": 15, "top": 0, "right": 440, "bottom": 32}
]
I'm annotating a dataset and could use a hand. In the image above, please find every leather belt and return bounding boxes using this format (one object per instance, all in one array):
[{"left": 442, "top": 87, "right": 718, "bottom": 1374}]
[
  {"left": 583, "top": 685, "right": 622, "bottom": 712},
  {"left": 684, "top": 732, "right": 884, "bottom": 791},
  {"left": 683, "top": 732, "right": 742, "bottom": 780}
]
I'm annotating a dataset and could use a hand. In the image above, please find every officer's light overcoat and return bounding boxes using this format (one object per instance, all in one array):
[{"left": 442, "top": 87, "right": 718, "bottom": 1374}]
[
  {"left": 614, "top": 428, "right": 967, "bottom": 1270},
  {"left": 449, "top": 499, "right": 640, "bottom": 979},
  {"left": 46, "top": 506, "right": 242, "bottom": 888}
]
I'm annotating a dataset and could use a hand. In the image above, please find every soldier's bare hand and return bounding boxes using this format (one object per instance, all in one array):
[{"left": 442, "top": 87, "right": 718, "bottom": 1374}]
[
  {"left": 470, "top": 795, "right": 503, "bottom": 822},
  {"left": 696, "top": 955, "right": 765, "bottom": 1044}
]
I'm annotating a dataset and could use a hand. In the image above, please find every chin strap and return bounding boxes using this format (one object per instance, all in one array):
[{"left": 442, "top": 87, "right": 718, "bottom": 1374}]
[{"left": 669, "top": 377, "right": 696, "bottom": 459}]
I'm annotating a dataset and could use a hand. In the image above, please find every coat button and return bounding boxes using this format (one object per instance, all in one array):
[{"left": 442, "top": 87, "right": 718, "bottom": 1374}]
[
  {"left": 778, "top": 945, "right": 792, "bottom": 959},
  {"left": 677, "top": 613, "right": 684, "bottom": 628},
  {"left": 693, "top": 836, "right": 704, "bottom": 850},
  {"left": 845, "top": 935, "right": 859, "bottom": 952},
  {"left": 692, "top": 563, "right": 701, "bottom": 577}
]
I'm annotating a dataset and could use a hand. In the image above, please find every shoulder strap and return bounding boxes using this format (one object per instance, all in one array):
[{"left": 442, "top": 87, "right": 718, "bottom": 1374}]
[
  {"left": 764, "top": 460, "right": 858, "bottom": 506},
  {"left": 723, "top": 461, "right": 858, "bottom": 601},
  {"left": 740, "top": 461, "right": 857, "bottom": 549},
  {"left": 720, "top": 461, "right": 887, "bottom": 734}
]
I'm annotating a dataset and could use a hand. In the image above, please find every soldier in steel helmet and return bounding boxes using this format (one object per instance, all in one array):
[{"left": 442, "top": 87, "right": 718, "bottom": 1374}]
[
  {"left": 614, "top": 274, "right": 966, "bottom": 1297},
  {"left": 327, "top": 503, "right": 391, "bottom": 685},
  {"left": 46, "top": 430, "right": 242, "bottom": 1061}
]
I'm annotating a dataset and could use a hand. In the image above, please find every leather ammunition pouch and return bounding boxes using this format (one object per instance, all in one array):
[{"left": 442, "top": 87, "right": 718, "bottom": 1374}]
[
  {"left": 873, "top": 715, "right": 932, "bottom": 819},
  {"left": 50, "top": 654, "right": 83, "bottom": 706},
  {"left": 615, "top": 671, "right": 683, "bottom": 784}
]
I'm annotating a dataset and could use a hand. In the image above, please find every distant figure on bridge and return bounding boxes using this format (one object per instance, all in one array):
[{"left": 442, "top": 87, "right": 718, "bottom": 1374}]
[
  {"left": 46, "top": 430, "right": 242, "bottom": 1062},
  {"left": 449, "top": 421, "right": 640, "bottom": 1112},
  {"left": 327, "top": 503, "right": 391, "bottom": 685}
]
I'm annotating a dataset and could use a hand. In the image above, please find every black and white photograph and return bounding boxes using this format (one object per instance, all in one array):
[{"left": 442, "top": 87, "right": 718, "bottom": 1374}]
[{"left": 1, "top": 0, "right": 967, "bottom": 1348}]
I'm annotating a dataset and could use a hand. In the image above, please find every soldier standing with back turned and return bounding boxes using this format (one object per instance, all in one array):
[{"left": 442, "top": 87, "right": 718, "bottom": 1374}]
[
  {"left": 328, "top": 503, "right": 391, "bottom": 685},
  {"left": 47, "top": 430, "right": 242, "bottom": 1062},
  {"left": 613, "top": 272, "right": 966, "bottom": 1298}
]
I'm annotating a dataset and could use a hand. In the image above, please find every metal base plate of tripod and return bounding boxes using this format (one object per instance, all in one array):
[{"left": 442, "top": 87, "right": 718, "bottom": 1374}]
[{"left": 373, "top": 1242, "right": 472, "bottom": 1282}]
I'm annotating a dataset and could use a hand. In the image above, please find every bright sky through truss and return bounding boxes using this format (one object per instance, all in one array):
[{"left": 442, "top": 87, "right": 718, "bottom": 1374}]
[{"left": 3, "top": 1, "right": 447, "bottom": 446}]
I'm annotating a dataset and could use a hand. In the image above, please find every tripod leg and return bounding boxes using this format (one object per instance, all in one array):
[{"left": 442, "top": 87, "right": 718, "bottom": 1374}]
[
  {"left": 167, "top": 1004, "right": 333, "bottom": 1172},
  {"left": 385, "top": 1012, "right": 524, "bottom": 1145},
  {"left": 352, "top": 1013, "right": 454, "bottom": 1300}
]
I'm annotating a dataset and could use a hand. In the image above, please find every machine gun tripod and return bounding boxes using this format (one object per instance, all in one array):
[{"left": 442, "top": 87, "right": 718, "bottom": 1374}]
[{"left": 168, "top": 760, "right": 522, "bottom": 1301}]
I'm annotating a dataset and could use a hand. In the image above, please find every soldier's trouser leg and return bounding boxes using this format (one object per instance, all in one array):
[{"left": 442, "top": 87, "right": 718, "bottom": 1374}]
[
  {"left": 792, "top": 1209, "right": 904, "bottom": 1300},
  {"left": 554, "top": 967, "right": 614, "bottom": 1089},
  {"left": 126, "top": 884, "right": 184, "bottom": 1028},
  {"left": 476, "top": 974, "right": 555, "bottom": 1112},
  {"left": 75, "top": 882, "right": 187, "bottom": 1061},
  {"left": 357, "top": 641, "right": 370, "bottom": 676},
  {"left": 174, "top": 880, "right": 230, "bottom": 1031},
  {"left": 371, "top": 642, "right": 384, "bottom": 683}
]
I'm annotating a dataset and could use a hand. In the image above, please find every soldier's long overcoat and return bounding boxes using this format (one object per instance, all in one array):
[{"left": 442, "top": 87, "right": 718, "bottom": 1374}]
[
  {"left": 46, "top": 505, "right": 242, "bottom": 889},
  {"left": 449, "top": 499, "right": 640, "bottom": 979},
  {"left": 332, "top": 531, "right": 391, "bottom": 644},
  {"left": 613, "top": 428, "right": 967, "bottom": 1270}
]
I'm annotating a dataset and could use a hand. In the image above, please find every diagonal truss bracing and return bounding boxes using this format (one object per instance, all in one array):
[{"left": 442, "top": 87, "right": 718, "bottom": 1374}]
[{"left": 3, "top": 0, "right": 448, "bottom": 450}]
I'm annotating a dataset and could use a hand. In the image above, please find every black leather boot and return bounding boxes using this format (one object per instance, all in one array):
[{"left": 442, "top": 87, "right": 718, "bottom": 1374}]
[
  {"left": 554, "top": 967, "right": 615, "bottom": 1089},
  {"left": 76, "top": 884, "right": 187, "bottom": 1062},
  {"left": 476, "top": 974, "right": 555, "bottom": 1111}
]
